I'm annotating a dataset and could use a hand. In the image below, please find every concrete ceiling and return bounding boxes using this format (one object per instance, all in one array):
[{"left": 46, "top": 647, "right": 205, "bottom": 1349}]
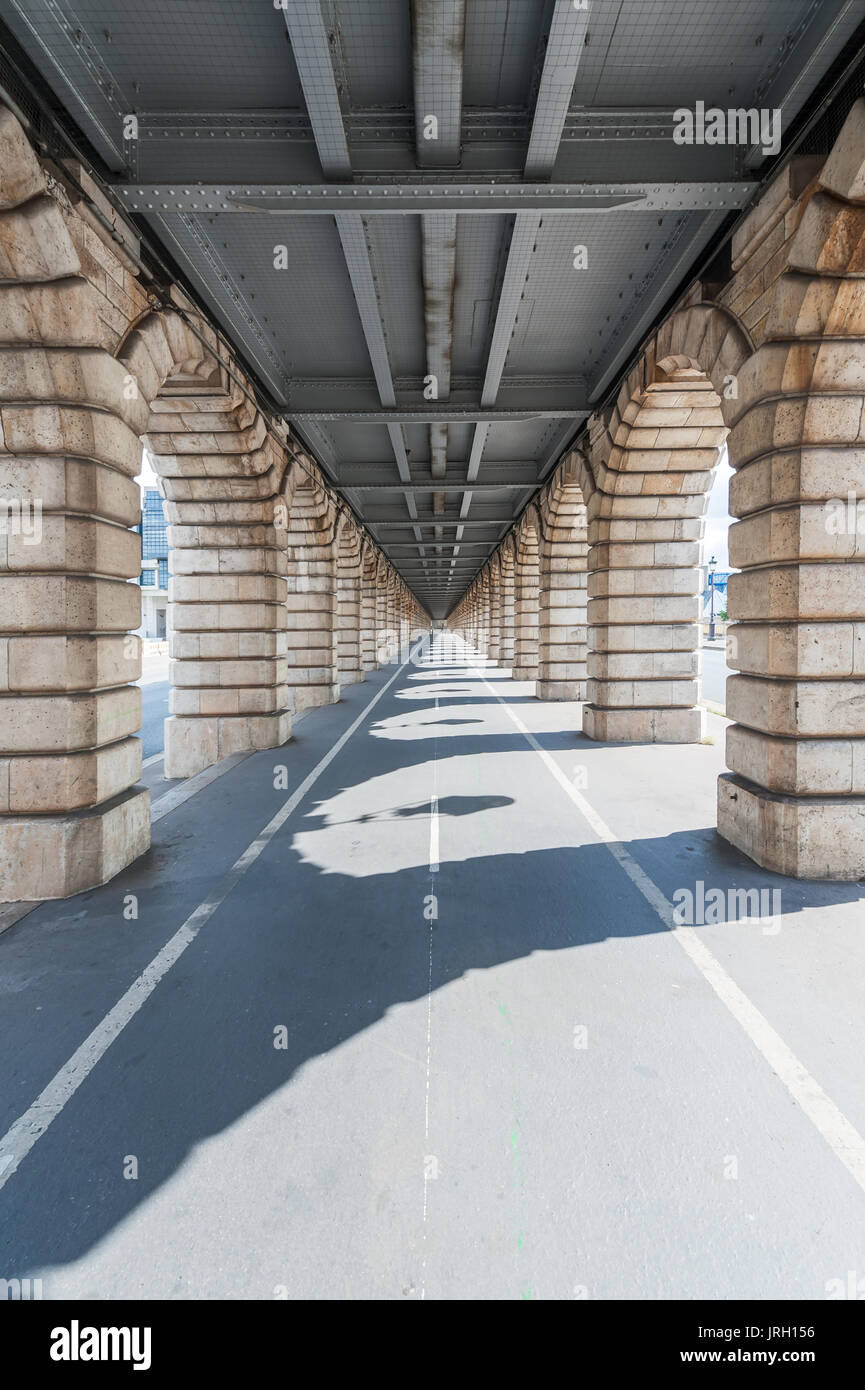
[{"left": 1, "top": 0, "right": 863, "bottom": 616}]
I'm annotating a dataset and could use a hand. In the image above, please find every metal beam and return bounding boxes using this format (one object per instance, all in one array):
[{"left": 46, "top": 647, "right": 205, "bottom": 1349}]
[
  {"left": 524, "top": 0, "right": 590, "bottom": 178},
  {"left": 461, "top": 0, "right": 589, "bottom": 527},
  {"left": 133, "top": 108, "right": 685, "bottom": 146},
  {"left": 116, "top": 182, "right": 754, "bottom": 214},
  {"left": 412, "top": 1, "right": 466, "bottom": 167},
  {"left": 336, "top": 481, "right": 538, "bottom": 492},
  {"left": 288, "top": 406, "right": 583, "bottom": 423},
  {"left": 282, "top": 1, "right": 424, "bottom": 560},
  {"left": 365, "top": 518, "right": 516, "bottom": 528},
  {"left": 281, "top": 2, "right": 351, "bottom": 179}
]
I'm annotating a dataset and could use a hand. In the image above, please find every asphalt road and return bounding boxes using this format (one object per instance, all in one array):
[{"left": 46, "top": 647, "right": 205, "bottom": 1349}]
[
  {"left": 136, "top": 652, "right": 734, "bottom": 764},
  {"left": 700, "top": 646, "right": 732, "bottom": 710},
  {"left": 139, "top": 679, "right": 170, "bottom": 759},
  {"left": 2, "top": 635, "right": 864, "bottom": 1299}
]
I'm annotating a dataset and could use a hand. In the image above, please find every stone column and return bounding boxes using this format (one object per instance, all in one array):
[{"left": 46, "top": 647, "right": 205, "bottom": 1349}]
[
  {"left": 145, "top": 398, "right": 291, "bottom": 778},
  {"left": 375, "top": 572, "right": 390, "bottom": 665},
  {"left": 336, "top": 516, "right": 363, "bottom": 687},
  {"left": 498, "top": 542, "right": 516, "bottom": 666},
  {"left": 514, "top": 518, "right": 540, "bottom": 682},
  {"left": 538, "top": 480, "right": 588, "bottom": 700},
  {"left": 718, "top": 99, "right": 865, "bottom": 878},
  {"left": 282, "top": 476, "right": 339, "bottom": 711},
  {"left": 360, "top": 545, "right": 378, "bottom": 674},
  {"left": 487, "top": 564, "right": 502, "bottom": 663},
  {"left": 0, "top": 106, "right": 149, "bottom": 900}
]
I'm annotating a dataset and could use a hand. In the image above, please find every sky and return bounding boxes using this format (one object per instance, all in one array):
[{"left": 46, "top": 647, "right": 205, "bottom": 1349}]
[
  {"left": 703, "top": 446, "right": 733, "bottom": 572},
  {"left": 135, "top": 449, "right": 158, "bottom": 496}
]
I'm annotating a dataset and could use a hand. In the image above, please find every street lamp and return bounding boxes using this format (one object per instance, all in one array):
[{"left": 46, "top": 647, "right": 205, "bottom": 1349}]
[{"left": 708, "top": 554, "right": 717, "bottom": 641}]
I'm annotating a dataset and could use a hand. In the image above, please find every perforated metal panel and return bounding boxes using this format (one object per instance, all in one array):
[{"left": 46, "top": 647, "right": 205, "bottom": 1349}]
[{"left": 2, "top": 0, "right": 862, "bottom": 613}]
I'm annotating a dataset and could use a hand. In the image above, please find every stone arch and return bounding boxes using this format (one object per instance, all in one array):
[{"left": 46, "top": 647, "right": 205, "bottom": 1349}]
[
  {"left": 537, "top": 453, "right": 589, "bottom": 700},
  {"left": 582, "top": 301, "right": 747, "bottom": 743},
  {"left": 128, "top": 317, "right": 295, "bottom": 777},
  {"left": 335, "top": 512, "right": 364, "bottom": 688},
  {"left": 514, "top": 504, "right": 541, "bottom": 683}
]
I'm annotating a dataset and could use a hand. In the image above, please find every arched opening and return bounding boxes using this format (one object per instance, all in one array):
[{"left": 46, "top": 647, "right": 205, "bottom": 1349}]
[
  {"left": 127, "top": 313, "right": 292, "bottom": 780},
  {"left": 699, "top": 445, "right": 736, "bottom": 714},
  {"left": 583, "top": 339, "right": 741, "bottom": 743}
]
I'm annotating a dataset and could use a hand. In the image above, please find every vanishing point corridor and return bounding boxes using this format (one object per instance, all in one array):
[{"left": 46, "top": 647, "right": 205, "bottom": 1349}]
[
  {"left": 2, "top": 634, "right": 865, "bottom": 1299},
  {"left": 3, "top": 0, "right": 865, "bottom": 1323}
]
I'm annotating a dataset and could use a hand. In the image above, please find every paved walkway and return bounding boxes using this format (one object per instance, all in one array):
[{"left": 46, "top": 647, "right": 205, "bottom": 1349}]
[{"left": 1, "top": 635, "right": 864, "bottom": 1299}]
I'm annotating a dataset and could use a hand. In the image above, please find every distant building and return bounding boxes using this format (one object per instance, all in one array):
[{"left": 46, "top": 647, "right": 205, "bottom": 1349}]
[
  {"left": 135, "top": 487, "right": 169, "bottom": 640},
  {"left": 701, "top": 568, "right": 730, "bottom": 616}
]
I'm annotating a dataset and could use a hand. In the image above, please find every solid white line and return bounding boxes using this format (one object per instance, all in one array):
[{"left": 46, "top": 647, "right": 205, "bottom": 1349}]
[
  {"left": 421, "top": 691, "right": 440, "bottom": 1300},
  {"left": 468, "top": 649, "right": 865, "bottom": 1199},
  {"left": 0, "top": 663, "right": 409, "bottom": 1192},
  {"left": 142, "top": 752, "right": 164, "bottom": 768}
]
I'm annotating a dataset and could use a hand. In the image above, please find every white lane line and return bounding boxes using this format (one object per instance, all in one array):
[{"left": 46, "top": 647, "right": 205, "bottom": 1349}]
[
  {"left": 469, "top": 650, "right": 865, "bottom": 1200},
  {"left": 142, "top": 752, "right": 164, "bottom": 769},
  {"left": 428, "top": 796, "right": 439, "bottom": 874},
  {"left": 0, "top": 663, "right": 409, "bottom": 1192},
  {"left": 421, "top": 692, "right": 440, "bottom": 1299}
]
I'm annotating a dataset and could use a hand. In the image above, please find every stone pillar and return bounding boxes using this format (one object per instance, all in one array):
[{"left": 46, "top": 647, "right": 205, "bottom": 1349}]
[
  {"left": 384, "top": 573, "right": 398, "bottom": 660},
  {"left": 718, "top": 100, "right": 865, "bottom": 878},
  {"left": 398, "top": 586, "right": 410, "bottom": 655},
  {"left": 498, "top": 542, "right": 516, "bottom": 666},
  {"left": 336, "top": 516, "right": 363, "bottom": 687},
  {"left": 538, "top": 477, "right": 588, "bottom": 700},
  {"left": 514, "top": 516, "right": 540, "bottom": 682},
  {"left": 487, "top": 564, "right": 502, "bottom": 663},
  {"left": 360, "top": 545, "right": 378, "bottom": 674},
  {"left": 583, "top": 370, "right": 726, "bottom": 740},
  {"left": 0, "top": 105, "right": 149, "bottom": 900},
  {"left": 282, "top": 476, "right": 339, "bottom": 711},
  {"left": 145, "top": 397, "right": 292, "bottom": 778},
  {"left": 375, "top": 572, "right": 390, "bottom": 665}
]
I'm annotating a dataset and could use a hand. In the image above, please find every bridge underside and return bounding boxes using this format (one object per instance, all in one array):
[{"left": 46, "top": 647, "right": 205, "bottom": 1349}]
[{"left": 1, "top": 0, "right": 865, "bottom": 899}]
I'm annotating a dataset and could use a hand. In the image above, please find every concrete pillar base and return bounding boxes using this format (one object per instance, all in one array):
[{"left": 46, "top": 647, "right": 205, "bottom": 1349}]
[
  {"left": 511, "top": 665, "right": 536, "bottom": 683},
  {"left": 536, "top": 679, "right": 586, "bottom": 701},
  {"left": 165, "top": 712, "right": 292, "bottom": 779},
  {"left": 0, "top": 786, "right": 150, "bottom": 902},
  {"left": 718, "top": 773, "right": 865, "bottom": 881},
  {"left": 583, "top": 704, "right": 705, "bottom": 743}
]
